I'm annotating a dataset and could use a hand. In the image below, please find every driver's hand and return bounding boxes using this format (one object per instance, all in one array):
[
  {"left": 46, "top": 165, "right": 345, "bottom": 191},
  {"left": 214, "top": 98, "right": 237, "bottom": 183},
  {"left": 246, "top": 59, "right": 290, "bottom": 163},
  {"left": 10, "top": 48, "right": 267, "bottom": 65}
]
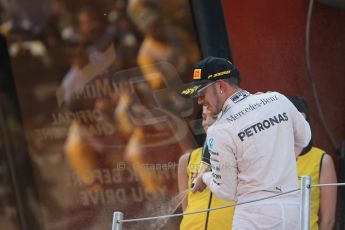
[{"left": 191, "top": 174, "right": 206, "bottom": 193}]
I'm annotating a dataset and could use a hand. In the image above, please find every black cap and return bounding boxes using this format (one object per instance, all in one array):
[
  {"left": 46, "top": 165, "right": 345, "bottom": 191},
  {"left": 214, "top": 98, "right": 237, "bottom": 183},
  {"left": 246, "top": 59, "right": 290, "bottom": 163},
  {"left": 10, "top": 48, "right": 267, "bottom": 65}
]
[
  {"left": 180, "top": 56, "right": 240, "bottom": 98},
  {"left": 286, "top": 96, "right": 310, "bottom": 123}
]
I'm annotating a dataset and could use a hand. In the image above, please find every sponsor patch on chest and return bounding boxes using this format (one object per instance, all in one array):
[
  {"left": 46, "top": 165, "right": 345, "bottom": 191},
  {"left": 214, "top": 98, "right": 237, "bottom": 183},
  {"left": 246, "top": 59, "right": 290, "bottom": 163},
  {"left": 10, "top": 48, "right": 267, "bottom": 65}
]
[{"left": 237, "top": 112, "right": 288, "bottom": 141}]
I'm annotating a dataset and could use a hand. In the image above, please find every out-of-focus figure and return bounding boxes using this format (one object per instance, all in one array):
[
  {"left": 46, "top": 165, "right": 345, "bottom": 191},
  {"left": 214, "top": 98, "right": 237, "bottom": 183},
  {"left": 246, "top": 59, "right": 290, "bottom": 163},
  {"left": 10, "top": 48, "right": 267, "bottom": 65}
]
[
  {"left": 288, "top": 96, "right": 337, "bottom": 230},
  {"left": 127, "top": 0, "right": 199, "bottom": 89}
]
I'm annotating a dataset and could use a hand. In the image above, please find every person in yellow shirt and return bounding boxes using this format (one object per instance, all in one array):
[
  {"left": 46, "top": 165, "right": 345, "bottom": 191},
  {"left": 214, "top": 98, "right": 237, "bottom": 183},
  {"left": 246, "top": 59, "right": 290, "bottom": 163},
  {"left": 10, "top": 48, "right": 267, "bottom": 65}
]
[
  {"left": 288, "top": 96, "right": 337, "bottom": 230},
  {"left": 178, "top": 105, "right": 235, "bottom": 230}
]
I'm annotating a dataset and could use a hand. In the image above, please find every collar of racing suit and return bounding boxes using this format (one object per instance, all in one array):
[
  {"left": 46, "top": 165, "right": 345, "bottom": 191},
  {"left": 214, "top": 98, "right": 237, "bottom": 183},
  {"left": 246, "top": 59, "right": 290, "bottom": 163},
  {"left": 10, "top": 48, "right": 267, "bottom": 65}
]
[{"left": 219, "top": 89, "right": 251, "bottom": 118}]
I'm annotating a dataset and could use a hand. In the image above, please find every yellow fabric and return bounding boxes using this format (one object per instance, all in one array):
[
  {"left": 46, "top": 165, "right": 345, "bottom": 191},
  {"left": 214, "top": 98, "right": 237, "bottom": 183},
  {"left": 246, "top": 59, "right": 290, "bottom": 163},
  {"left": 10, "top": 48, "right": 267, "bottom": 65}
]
[
  {"left": 297, "top": 147, "right": 325, "bottom": 230},
  {"left": 180, "top": 148, "right": 235, "bottom": 230},
  {"left": 125, "top": 127, "right": 159, "bottom": 195},
  {"left": 137, "top": 36, "right": 168, "bottom": 89},
  {"left": 64, "top": 122, "right": 123, "bottom": 191},
  {"left": 64, "top": 123, "right": 99, "bottom": 186},
  {"left": 115, "top": 93, "right": 135, "bottom": 139}
]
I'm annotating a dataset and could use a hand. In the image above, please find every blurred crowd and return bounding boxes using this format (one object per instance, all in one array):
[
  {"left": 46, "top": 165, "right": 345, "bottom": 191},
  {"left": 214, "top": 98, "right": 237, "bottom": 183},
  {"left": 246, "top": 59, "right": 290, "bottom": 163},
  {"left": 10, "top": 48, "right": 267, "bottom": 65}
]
[{"left": 0, "top": 0, "right": 200, "bottom": 229}]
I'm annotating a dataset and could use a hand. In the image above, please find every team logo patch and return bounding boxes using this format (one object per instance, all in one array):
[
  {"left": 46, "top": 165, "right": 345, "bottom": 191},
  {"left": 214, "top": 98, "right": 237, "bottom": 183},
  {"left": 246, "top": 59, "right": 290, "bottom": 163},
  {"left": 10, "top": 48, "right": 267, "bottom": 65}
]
[
  {"left": 193, "top": 69, "right": 202, "bottom": 79},
  {"left": 208, "top": 138, "right": 214, "bottom": 149}
]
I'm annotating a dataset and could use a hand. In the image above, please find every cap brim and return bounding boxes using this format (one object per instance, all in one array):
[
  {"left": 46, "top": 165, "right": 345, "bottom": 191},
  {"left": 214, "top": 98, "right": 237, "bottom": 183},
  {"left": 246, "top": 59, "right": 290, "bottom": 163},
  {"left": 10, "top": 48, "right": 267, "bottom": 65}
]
[{"left": 180, "top": 80, "right": 212, "bottom": 98}]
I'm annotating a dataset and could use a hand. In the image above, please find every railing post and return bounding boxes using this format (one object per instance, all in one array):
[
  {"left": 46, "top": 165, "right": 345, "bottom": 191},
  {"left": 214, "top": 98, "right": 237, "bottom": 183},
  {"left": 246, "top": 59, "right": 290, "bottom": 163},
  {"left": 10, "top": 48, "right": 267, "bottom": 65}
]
[
  {"left": 300, "top": 176, "right": 311, "bottom": 230},
  {"left": 112, "top": 212, "right": 123, "bottom": 230}
]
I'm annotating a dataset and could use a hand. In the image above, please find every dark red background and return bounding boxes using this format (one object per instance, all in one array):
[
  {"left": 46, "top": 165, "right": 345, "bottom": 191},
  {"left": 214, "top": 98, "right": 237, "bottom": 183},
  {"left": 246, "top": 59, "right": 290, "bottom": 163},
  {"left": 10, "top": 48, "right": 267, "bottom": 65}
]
[{"left": 223, "top": 0, "right": 345, "bottom": 160}]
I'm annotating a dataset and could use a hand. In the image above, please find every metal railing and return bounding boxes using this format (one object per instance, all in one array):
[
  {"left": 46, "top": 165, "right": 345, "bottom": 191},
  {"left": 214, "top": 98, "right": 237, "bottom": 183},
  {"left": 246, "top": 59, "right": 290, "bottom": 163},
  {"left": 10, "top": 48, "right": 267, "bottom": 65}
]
[
  {"left": 300, "top": 176, "right": 311, "bottom": 230},
  {"left": 111, "top": 176, "right": 345, "bottom": 230}
]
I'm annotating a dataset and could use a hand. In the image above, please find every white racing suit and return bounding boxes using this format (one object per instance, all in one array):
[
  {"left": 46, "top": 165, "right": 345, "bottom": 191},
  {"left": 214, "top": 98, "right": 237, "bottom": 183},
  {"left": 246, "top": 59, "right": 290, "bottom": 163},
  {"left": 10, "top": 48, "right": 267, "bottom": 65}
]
[{"left": 202, "top": 90, "right": 311, "bottom": 230}]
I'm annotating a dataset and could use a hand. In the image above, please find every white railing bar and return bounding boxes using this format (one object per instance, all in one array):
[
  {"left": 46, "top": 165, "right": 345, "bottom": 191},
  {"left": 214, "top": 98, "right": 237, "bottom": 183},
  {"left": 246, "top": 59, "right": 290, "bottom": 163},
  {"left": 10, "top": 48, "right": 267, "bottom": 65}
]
[
  {"left": 112, "top": 212, "right": 123, "bottom": 230},
  {"left": 311, "top": 182, "right": 345, "bottom": 188},
  {"left": 300, "top": 176, "right": 311, "bottom": 230}
]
